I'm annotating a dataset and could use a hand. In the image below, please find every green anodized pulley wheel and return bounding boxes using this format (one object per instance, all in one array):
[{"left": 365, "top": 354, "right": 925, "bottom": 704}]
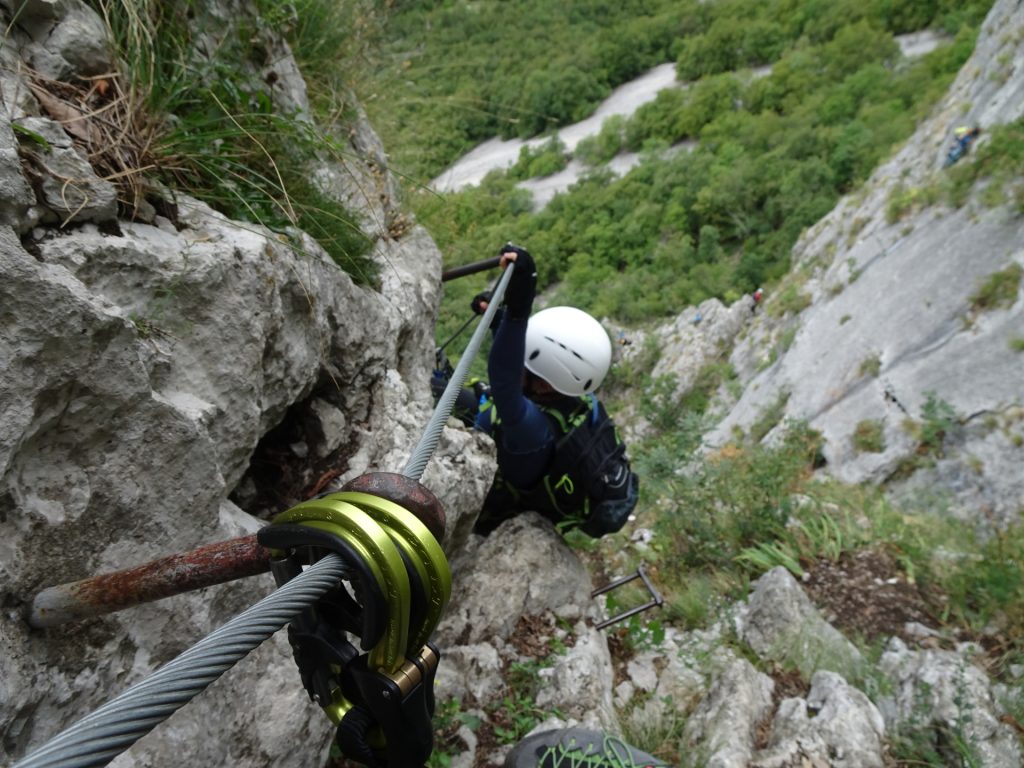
[
  {"left": 273, "top": 498, "right": 411, "bottom": 674},
  {"left": 327, "top": 491, "right": 452, "bottom": 651}
]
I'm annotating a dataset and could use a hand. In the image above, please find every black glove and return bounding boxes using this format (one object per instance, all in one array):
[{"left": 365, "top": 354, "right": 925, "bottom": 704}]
[
  {"left": 470, "top": 291, "right": 492, "bottom": 315},
  {"left": 500, "top": 242, "right": 537, "bottom": 320}
]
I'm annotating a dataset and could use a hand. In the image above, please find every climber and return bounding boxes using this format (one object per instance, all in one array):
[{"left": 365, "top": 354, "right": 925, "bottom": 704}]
[
  {"left": 468, "top": 243, "right": 638, "bottom": 538},
  {"left": 751, "top": 287, "right": 764, "bottom": 314},
  {"left": 944, "top": 126, "right": 981, "bottom": 167}
]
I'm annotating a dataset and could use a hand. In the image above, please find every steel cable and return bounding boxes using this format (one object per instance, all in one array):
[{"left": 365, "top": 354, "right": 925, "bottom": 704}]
[
  {"left": 403, "top": 263, "right": 513, "bottom": 481},
  {"left": 15, "top": 261, "right": 510, "bottom": 768},
  {"left": 13, "top": 555, "right": 347, "bottom": 768}
]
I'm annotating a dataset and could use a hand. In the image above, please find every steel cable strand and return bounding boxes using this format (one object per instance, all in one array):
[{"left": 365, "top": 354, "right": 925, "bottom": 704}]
[
  {"left": 13, "top": 554, "right": 348, "bottom": 768},
  {"left": 403, "top": 263, "right": 513, "bottom": 481}
]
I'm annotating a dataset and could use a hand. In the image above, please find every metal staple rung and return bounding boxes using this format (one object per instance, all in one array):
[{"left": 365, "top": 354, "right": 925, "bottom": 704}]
[{"left": 591, "top": 564, "right": 664, "bottom": 630}]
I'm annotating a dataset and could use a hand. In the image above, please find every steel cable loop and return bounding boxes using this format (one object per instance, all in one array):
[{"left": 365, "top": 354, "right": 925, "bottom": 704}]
[
  {"left": 13, "top": 555, "right": 348, "bottom": 768},
  {"left": 17, "top": 262, "right": 510, "bottom": 768},
  {"left": 403, "top": 262, "right": 514, "bottom": 481}
]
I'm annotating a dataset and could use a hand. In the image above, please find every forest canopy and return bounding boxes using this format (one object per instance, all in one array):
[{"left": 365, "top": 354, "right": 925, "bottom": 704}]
[{"left": 361, "top": 0, "right": 995, "bottom": 338}]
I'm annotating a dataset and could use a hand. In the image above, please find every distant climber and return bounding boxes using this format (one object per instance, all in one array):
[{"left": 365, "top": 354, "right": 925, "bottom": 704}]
[
  {"left": 468, "top": 243, "right": 638, "bottom": 539},
  {"left": 617, "top": 330, "right": 632, "bottom": 346},
  {"left": 751, "top": 287, "right": 764, "bottom": 313},
  {"left": 944, "top": 126, "right": 981, "bottom": 167}
]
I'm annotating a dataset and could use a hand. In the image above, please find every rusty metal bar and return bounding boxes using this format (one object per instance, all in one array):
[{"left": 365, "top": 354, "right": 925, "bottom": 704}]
[
  {"left": 591, "top": 564, "right": 664, "bottom": 631},
  {"left": 440, "top": 255, "right": 501, "bottom": 282},
  {"left": 28, "top": 535, "right": 272, "bottom": 628},
  {"left": 26, "top": 472, "right": 450, "bottom": 629}
]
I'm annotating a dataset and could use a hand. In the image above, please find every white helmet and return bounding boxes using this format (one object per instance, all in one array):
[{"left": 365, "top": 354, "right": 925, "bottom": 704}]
[{"left": 524, "top": 307, "right": 612, "bottom": 396}]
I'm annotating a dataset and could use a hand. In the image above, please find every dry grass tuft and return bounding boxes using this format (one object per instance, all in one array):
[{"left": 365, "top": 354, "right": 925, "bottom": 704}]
[{"left": 27, "top": 66, "right": 164, "bottom": 218}]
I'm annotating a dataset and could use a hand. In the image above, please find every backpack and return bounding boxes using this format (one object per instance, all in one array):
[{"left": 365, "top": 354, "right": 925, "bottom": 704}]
[{"left": 491, "top": 395, "right": 639, "bottom": 538}]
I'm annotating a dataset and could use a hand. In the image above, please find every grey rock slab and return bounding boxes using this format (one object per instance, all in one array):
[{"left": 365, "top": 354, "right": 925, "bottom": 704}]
[
  {"left": 704, "top": 0, "right": 1024, "bottom": 521},
  {"left": 21, "top": 119, "right": 118, "bottom": 223},
  {"left": 39, "top": 0, "right": 111, "bottom": 77},
  {"left": 0, "top": 115, "right": 38, "bottom": 232},
  {"left": 879, "top": 639, "right": 1023, "bottom": 768},
  {"left": 435, "top": 643, "right": 505, "bottom": 705},
  {"left": 535, "top": 623, "right": 618, "bottom": 731},
  {"left": 735, "top": 567, "right": 863, "bottom": 680},
  {"left": 682, "top": 657, "right": 775, "bottom": 768},
  {"left": 435, "top": 513, "right": 595, "bottom": 646},
  {"left": 753, "top": 670, "right": 886, "bottom": 768}
]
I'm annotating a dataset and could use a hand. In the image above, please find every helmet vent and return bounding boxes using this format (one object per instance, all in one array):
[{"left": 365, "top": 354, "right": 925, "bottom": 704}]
[
  {"left": 584, "top": 378, "right": 592, "bottom": 390},
  {"left": 528, "top": 349, "right": 540, "bottom": 360}
]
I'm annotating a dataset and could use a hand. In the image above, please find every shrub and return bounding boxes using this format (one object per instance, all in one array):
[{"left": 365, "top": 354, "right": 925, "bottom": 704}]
[
  {"left": 768, "top": 283, "right": 812, "bottom": 317},
  {"left": 678, "top": 360, "right": 737, "bottom": 415},
  {"left": 858, "top": 353, "right": 882, "bottom": 378},
  {"left": 919, "top": 391, "right": 959, "bottom": 456},
  {"left": 97, "top": 0, "right": 374, "bottom": 280},
  {"left": 749, "top": 390, "right": 791, "bottom": 443},
  {"left": 852, "top": 419, "right": 885, "bottom": 453},
  {"left": 508, "top": 138, "right": 569, "bottom": 181},
  {"left": 653, "top": 422, "right": 822, "bottom": 574},
  {"left": 969, "top": 263, "right": 1023, "bottom": 312}
]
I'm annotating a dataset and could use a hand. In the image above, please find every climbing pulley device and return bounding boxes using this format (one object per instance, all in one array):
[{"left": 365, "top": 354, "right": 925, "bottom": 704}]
[{"left": 256, "top": 473, "right": 452, "bottom": 768}]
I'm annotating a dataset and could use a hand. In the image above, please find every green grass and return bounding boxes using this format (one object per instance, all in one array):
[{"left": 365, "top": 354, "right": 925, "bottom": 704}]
[
  {"left": 852, "top": 419, "right": 886, "bottom": 453},
  {"left": 969, "top": 263, "right": 1023, "bottom": 313},
  {"left": 679, "top": 360, "right": 738, "bottom": 415},
  {"left": 749, "top": 390, "right": 792, "bottom": 443},
  {"left": 94, "top": 0, "right": 376, "bottom": 282},
  {"left": 858, "top": 353, "right": 882, "bottom": 378},
  {"left": 626, "top": 398, "right": 1024, "bottom": 685}
]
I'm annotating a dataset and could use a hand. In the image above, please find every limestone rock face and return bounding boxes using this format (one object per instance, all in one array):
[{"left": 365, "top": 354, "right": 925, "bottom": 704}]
[
  {"left": 0, "top": 1, "right": 494, "bottom": 766},
  {"left": 682, "top": 657, "right": 775, "bottom": 768},
  {"left": 734, "top": 567, "right": 863, "bottom": 679},
  {"left": 879, "top": 639, "right": 1023, "bottom": 768},
  {"left": 432, "top": 514, "right": 619, "bottom": 765},
  {"left": 754, "top": 671, "right": 886, "bottom": 768},
  {"left": 696, "top": 0, "right": 1024, "bottom": 524}
]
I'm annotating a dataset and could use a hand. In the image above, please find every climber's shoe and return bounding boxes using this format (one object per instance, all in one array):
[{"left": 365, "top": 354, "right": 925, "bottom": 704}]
[{"left": 504, "top": 727, "right": 667, "bottom": 768}]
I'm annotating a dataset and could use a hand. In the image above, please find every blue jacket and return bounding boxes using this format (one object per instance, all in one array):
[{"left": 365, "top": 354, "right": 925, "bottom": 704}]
[{"left": 475, "top": 313, "right": 559, "bottom": 489}]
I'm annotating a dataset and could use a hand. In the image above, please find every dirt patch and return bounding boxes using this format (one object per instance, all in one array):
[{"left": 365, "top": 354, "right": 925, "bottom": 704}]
[
  {"left": 605, "top": 631, "right": 633, "bottom": 687},
  {"left": 508, "top": 613, "right": 579, "bottom": 658},
  {"left": 754, "top": 666, "right": 810, "bottom": 749},
  {"left": 803, "top": 548, "right": 938, "bottom": 642},
  {"left": 509, "top": 614, "right": 556, "bottom": 657}
]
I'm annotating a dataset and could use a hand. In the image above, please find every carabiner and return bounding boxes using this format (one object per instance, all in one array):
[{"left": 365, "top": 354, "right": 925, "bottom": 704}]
[
  {"left": 271, "top": 498, "right": 411, "bottom": 674},
  {"left": 328, "top": 491, "right": 451, "bottom": 652}
]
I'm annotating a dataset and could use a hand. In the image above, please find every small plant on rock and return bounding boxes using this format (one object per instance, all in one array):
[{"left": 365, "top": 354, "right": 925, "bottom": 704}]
[
  {"left": 852, "top": 419, "right": 886, "bottom": 453},
  {"left": 969, "top": 263, "right": 1022, "bottom": 313},
  {"left": 919, "top": 392, "right": 959, "bottom": 457},
  {"left": 858, "top": 353, "right": 882, "bottom": 378}
]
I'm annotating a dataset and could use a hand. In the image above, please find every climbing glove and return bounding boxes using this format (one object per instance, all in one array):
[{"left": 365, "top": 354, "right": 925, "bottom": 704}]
[
  {"left": 470, "top": 291, "right": 492, "bottom": 315},
  {"left": 500, "top": 242, "right": 537, "bottom": 320}
]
